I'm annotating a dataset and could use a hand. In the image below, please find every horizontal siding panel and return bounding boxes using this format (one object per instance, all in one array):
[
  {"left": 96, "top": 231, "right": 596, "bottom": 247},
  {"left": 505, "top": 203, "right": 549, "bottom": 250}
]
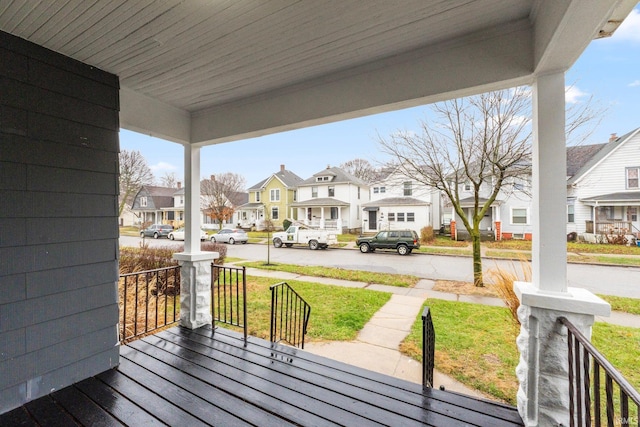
[
  {"left": 0, "top": 281, "right": 117, "bottom": 332},
  {"left": 28, "top": 165, "right": 116, "bottom": 195},
  {"left": 0, "top": 30, "right": 118, "bottom": 88},
  {"left": 0, "top": 162, "right": 27, "bottom": 190},
  {"left": 0, "top": 191, "right": 117, "bottom": 218},
  {"left": 0, "top": 105, "right": 28, "bottom": 135},
  {"left": 29, "top": 60, "right": 119, "bottom": 110},
  {"left": 0, "top": 76, "right": 31, "bottom": 110},
  {"left": 30, "top": 86, "right": 119, "bottom": 131},
  {"left": 1, "top": 134, "right": 118, "bottom": 174},
  {"left": 0, "top": 329, "right": 26, "bottom": 361},
  {"left": 0, "top": 325, "right": 118, "bottom": 389},
  {"left": 0, "top": 218, "right": 26, "bottom": 247},
  {"left": 0, "top": 273, "right": 25, "bottom": 305},
  {"left": 26, "top": 305, "right": 119, "bottom": 353},
  {"left": 0, "top": 383, "right": 26, "bottom": 415},
  {"left": 29, "top": 113, "right": 119, "bottom": 153},
  {"left": 27, "top": 261, "right": 117, "bottom": 299},
  {"left": 0, "top": 47, "right": 28, "bottom": 81},
  {"left": 26, "top": 217, "right": 118, "bottom": 245},
  {"left": 0, "top": 239, "right": 117, "bottom": 276}
]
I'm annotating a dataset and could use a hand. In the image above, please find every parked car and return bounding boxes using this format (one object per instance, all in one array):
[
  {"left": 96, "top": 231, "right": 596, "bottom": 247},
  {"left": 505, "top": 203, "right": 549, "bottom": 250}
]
[
  {"left": 140, "top": 224, "right": 174, "bottom": 239},
  {"left": 168, "top": 227, "right": 208, "bottom": 241},
  {"left": 210, "top": 228, "right": 249, "bottom": 244},
  {"left": 356, "top": 230, "right": 420, "bottom": 255}
]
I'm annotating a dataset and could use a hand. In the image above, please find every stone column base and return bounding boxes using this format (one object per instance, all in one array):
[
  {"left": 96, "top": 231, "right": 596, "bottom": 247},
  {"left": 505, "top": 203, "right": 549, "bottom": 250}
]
[
  {"left": 514, "top": 281, "right": 610, "bottom": 427},
  {"left": 173, "top": 251, "right": 218, "bottom": 329}
]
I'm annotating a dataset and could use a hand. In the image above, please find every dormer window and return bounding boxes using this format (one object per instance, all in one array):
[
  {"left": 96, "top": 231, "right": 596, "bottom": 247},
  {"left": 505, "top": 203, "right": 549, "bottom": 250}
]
[
  {"left": 316, "top": 176, "right": 331, "bottom": 182},
  {"left": 140, "top": 196, "right": 147, "bottom": 207}
]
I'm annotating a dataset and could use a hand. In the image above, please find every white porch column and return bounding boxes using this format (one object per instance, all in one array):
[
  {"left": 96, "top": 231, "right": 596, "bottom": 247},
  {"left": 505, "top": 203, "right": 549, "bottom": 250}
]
[
  {"left": 516, "top": 72, "right": 610, "bottom": 426},
  {"left": 173, "top": 144, "right": 217, "bottom": 330},
  {"left": 320, "top": 207, "right": 325, "bottom": 228}
]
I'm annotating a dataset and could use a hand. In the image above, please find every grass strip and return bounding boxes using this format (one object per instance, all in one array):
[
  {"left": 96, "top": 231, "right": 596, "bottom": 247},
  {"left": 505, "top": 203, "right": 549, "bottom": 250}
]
[
  {"left": 597, "top": 294, "right": 640, "bottom": 315},
  {"left": 239, "top": 261, "right": 420, "bottom": 288}
]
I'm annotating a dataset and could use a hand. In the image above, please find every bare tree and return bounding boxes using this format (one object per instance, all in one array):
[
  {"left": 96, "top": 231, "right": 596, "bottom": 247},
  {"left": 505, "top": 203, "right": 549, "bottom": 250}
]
[
  {"left": 118, "top": 150, "right": 155, "bottom": 217},
  {"left": 378, "top": 86, "right": 600, "bottom": 287},
  {"left": 159, "top": 172, "right": 179, "bottom": 188},
  {"left": 201, "top": 173, "right": 246, "bottom": 229},
  {"left": 340, "top": 158, "right": 380, "bottom": 183}
]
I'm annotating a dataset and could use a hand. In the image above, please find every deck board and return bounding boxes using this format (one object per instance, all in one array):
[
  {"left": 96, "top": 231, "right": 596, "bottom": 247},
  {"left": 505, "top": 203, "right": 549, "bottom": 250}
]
[{"left": 0, "top": 325, "right": 523, "bottom": 426}]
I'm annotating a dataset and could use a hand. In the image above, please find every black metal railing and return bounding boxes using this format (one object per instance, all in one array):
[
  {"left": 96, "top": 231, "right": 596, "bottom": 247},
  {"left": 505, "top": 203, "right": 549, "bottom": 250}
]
[
  {"left": 270, "top": 282, "right": 311, "bottom": 349},
  {"left": 422, "top": 306, "right": 435, "bottom": 388},
  {"left": 119, "top": 266, "right": 181, "bottom": 344},
  {"left": 560, "top": 317, "right": 640, "bottom": 427},
  {"left": 211, "top": 264, "right": 247, "bottom": 344}
]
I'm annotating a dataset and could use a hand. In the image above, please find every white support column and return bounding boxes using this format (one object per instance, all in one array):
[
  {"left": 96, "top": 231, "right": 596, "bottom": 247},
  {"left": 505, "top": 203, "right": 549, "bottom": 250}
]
[
  {"left": 173, "top": 144, "right": 217, "bottom": 330},
  {"left": 516, "top": 73, "right": 610, "bottom": 426}
]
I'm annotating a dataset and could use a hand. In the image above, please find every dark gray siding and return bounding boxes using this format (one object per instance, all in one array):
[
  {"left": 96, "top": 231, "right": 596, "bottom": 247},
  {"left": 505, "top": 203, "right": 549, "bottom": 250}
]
[{"left": 0, "top": 30, "right": 120, "bottom": 413}]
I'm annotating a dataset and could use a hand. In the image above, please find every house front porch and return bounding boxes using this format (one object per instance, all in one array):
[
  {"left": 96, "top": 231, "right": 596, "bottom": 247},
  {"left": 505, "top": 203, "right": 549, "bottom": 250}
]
[{"left": 2, "top": 326, "right": 523, "bottom": 427}]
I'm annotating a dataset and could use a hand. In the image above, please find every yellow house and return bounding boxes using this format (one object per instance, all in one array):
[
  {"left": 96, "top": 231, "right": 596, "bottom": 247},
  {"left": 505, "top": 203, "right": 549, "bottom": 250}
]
[{"left": 237, "top": 165, "right": 304, "bottom": 230}]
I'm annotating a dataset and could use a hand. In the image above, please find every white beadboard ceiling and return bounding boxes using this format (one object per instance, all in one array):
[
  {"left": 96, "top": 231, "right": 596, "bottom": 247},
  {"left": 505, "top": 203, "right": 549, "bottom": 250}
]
[{"left": 0, "top": 0, "right": 636, "bottom": 145}]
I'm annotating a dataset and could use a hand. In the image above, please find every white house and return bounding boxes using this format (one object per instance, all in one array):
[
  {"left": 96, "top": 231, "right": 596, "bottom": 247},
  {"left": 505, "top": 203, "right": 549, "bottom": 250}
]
[
  {"left": 361, "top": 167, "right": 440, "bottom": 234},
  {"left": 292, "top": 166, "right": 369, "bottom": 233},
  {"left": 567, "top": 128, "right": 640, "bottom": 240}
]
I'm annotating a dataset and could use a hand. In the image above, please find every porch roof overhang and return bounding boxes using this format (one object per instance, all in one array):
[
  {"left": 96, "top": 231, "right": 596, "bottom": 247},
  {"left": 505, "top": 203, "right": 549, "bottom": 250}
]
[
  {"left": 238, "top": 203, "right": 264, "bottom": 210},
  {"left": 1, "top": 1, "right": 636, "bottom": 147},
  {"left": 291, "top": 198, "right": 350, "bottom": 208},
  {"left": 581, "top": 191, "right": 640, "bottom": 206}
]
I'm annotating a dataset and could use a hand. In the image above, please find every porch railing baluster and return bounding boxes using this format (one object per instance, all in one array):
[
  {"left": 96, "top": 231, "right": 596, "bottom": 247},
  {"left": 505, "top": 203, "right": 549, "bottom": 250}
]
[
  {"left": 269, "top": 282, "right": 310, "bottom": 349},
  {"left": 211, "top": 264, "right": 247, "bottom": 345},
  {"left": 421, "top": 307, "right": 435, "bottom": 389}
]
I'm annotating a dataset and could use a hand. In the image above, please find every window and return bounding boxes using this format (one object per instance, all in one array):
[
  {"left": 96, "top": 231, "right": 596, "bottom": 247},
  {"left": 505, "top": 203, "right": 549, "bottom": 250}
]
[
  {"left": 358, "top": 187, "right": 361, "bottom": 199},
  {"left": 373, "top": 187, "right": 379, "bottom": 194},
  {"left": 271, "top": 206, "right": 279, "bottom": 220},
  {"left": 403, "top": 182, "right": 412, "bottom": 196},
  {"left": 379, "top": 186, "right": 386, "bottom": 193},
  {"left": 312, "top": 186, "right": 318, "bottom": 198},
  {"left": 270, "top": 188, "right": 280, "bottom": 202},
  {"left": 628, "top": 207, "right": 638, "bottom": 222},
  {"left": 328, "top": 186, "right": 335, "bottom": 197},
  {"left": 293, "top": 190, "right": 297, "bottom": 202},
  {"left": 388, "top": 213, "right": 395, "bottom": 221},
  {"left": 140, "top": 196, "right": 147, "bottom": 207},
  {"left": 464, "top": 181, "right": 471, "bottom": 191},
  {"left": 511, "top": 208, "right": 528, "bottom": 224},
  {"left": 397, "top": 213, "right": 405, "bottom": 222},
  {"left": 255, "top": 191, "right": 261, "bottom": 202},
  {"left": 407, "top": 212, "right": 415, "bottom": 222},
  {"left": 567, "top": 204, "right": 575, "bottom": 223},
  {"left": 627, "top": 167, "right": 640, "bottom": 189},
  {"left": 330, "top": 207, "right": 338, "bottom": 219}
]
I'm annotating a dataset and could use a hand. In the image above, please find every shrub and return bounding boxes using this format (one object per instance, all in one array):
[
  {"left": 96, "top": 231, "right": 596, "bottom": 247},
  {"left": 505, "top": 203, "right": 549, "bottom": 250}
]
[
  {"left": 486, "top": 256, "right": 531, "bottom": 325},
  {"left": 282, "top": 219, "right": 292, "bottom": 231},
  {"left": 420, "top": 225, "right": 435, "bottom": 244},
  {"left": 119, "top": 242, "right": 227, "bottom": 275}
]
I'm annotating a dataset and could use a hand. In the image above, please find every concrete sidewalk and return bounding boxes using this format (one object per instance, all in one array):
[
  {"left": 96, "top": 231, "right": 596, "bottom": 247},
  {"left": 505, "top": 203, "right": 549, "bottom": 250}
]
[{"left": 244, "top": 266, "right": 639, "bottom": 397}]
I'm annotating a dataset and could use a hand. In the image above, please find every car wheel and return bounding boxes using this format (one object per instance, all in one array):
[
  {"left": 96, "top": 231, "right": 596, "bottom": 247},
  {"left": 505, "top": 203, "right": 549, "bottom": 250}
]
[
  {"left": 229, "top": 238, "right": 235, "bottom": 245},
  {"left": 169, "top": 234, "right": 174, "bottom": 240},
  {"left": 285, "top": 243, "right": 293, "bottom": 248},
  {"left": 242, "top": 241, "right": 247, "bottom": 244},
  {"left": 309, "top": 240, "right": 319, "bottom": 250},
  {"left": 153, "top": 232, "right": 159, "bottom": 239},
  {"left": 140, "top": 232, "right": 144, "bottom": 238},
  {"left": 211, "top": 237, "right": 216, "bottom": 243},
  {"left": 273, "top": 237, "right": 283, "bottom": 248},
  {"left": 359, "top": 243, "right": 370, "bottom": 253},
  {"left": 397, "top": 244, "right": 409, "bottom": 255}
]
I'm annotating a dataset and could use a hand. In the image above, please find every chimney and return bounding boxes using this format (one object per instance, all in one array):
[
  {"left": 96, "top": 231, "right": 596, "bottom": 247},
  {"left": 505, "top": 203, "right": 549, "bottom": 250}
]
[
  {"left": 177, "top": 182, "right": 181, "bottom": 189},
  {"left": 609, "top": 133, "right": 617, "bottom": 142},
  {"left": 280, "top": 164, "right": 285, "bottom": 172},
  {"left": 211, "top": 174, "right": 215, "bottom": 181}
]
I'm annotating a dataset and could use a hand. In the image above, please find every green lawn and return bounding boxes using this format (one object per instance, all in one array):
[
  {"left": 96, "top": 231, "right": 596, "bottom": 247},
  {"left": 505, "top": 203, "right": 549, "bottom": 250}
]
[{"left": 401, "top": 299, "right": 640, "bottom": 405}]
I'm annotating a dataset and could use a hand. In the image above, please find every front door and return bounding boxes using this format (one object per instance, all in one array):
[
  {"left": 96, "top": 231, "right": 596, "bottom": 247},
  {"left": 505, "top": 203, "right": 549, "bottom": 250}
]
[{"left": 368, "top": 210, "right": 377, "bottom": 230}]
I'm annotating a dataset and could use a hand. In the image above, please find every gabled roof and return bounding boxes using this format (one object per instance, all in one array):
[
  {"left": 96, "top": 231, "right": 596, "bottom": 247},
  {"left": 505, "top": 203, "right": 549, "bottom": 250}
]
[
  {"left": 247, "top": 167, "right": 304, "bottom": 190},
  {"left": 134, "top": 185, "right": 178, "bottom": 209},
  {"left": 567, "top": 128, "right": 640, "bottom": 185},
  {"left": 299, "top": 166, "right": 368, "bottom": 187}
]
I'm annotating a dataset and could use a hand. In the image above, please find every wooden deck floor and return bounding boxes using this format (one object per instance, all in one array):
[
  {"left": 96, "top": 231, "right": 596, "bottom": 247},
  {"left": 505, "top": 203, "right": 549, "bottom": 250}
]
[{"left": 2, "top": 325, "right": 523, "bottom": 426}]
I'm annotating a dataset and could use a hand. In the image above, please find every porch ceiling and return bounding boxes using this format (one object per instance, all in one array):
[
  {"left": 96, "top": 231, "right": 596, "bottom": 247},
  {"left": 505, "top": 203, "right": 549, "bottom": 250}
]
[{"left": 0, "top": 0, "right": 636, "bottom": 145}]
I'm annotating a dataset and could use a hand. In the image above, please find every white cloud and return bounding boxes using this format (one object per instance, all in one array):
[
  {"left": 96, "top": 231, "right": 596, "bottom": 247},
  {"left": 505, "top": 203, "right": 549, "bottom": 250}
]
[
  {"left": 629, "top": 80, "right": 640, "bottom": 87},
  {"left": 565, "top": 85, "right": 588, "bottom": 104},
  {"left": 613, "top": 8, "right": 640, "bottom": 43},
  {"left": 150, "top": 161, "right": 177, "bottom": 172}
]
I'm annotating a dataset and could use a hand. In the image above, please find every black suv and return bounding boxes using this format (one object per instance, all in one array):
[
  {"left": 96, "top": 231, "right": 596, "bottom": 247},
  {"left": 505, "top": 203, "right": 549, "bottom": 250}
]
[{"left": 356, "top": 230, "right": 420, "bottom": 255}]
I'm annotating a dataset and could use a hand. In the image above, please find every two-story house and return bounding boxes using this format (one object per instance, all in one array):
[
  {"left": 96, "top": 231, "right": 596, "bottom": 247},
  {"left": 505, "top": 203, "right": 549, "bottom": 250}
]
[
  {"left": 567, "top": 128, "right": 640, "bottom": 240},
  {"left": 361, "top": 167, "right": 441, "bottom": 234},
  {"left": 237, "top": 165, "right": 304, "bottom": 230},
  {"left": 131, "top": 184, "right": 185, "bottom": 227},
  {"left": 292, "top": 166, "right": 370, "bottom": 234}
]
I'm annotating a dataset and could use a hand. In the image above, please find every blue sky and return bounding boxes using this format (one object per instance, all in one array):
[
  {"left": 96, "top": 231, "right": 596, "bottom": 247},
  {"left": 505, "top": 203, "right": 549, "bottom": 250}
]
[{"left": 121, "top": 6, "right": 640, "bottom": 188}]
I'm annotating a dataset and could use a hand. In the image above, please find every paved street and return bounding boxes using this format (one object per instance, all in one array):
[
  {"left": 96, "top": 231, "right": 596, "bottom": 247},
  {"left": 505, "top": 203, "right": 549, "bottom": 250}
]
[{"left": 119, "top": 235, "right": 640, "bottom": 298}]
